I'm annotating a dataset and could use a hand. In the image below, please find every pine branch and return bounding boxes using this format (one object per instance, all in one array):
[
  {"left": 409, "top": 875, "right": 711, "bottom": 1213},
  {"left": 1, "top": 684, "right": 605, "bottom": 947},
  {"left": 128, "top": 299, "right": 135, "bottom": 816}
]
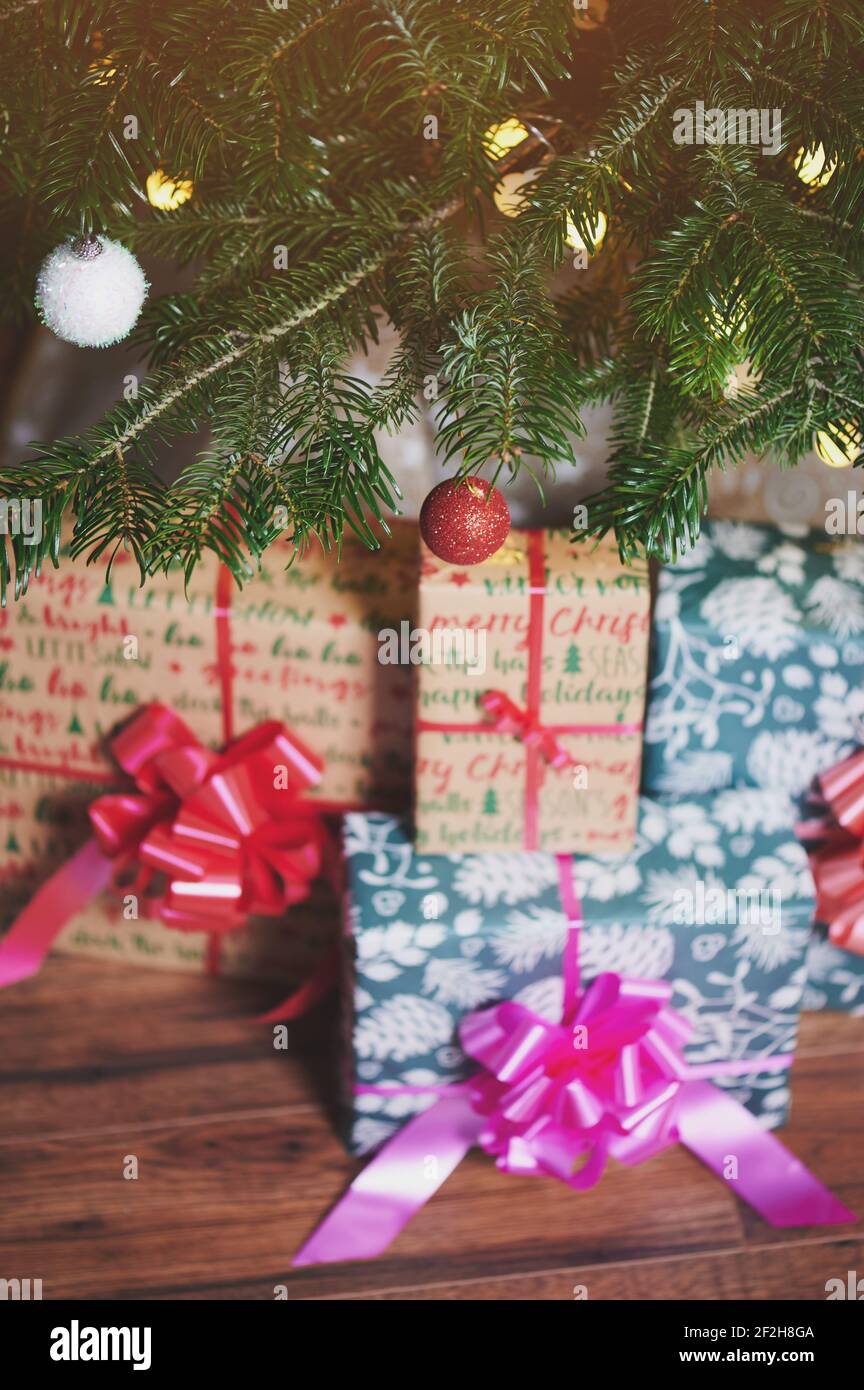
[
  {"left": 436, "top": 234, "right": 585, "bottom": 482},
  {"left": 2, "top": 0, "right": 863, "bottom": 585},
  {"left": 584, "top": 381, "right": 801, "bottom": 561}
]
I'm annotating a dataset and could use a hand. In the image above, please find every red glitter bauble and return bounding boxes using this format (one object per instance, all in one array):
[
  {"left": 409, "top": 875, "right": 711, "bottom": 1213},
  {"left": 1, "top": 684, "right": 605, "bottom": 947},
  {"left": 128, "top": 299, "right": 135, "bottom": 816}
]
[{"left": 419, "top": 477, "right": 510, "bottom": 565}]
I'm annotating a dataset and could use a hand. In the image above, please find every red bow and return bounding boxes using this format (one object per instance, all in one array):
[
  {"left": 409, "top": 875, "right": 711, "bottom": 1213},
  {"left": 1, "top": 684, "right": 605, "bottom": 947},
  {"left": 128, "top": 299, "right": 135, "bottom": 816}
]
[
  {"left": 89, "top": 704, "right": 326, "bottom": 932},
  {"left": 480, "top": 690, "right": 573, "bottom": 770},
  {"left": 799, "top": 748, "right": 864, "bottom": 956}
]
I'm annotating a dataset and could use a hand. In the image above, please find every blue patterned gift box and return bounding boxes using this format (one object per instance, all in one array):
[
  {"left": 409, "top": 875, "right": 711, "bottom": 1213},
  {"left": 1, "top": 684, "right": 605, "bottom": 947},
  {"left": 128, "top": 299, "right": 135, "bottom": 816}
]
[
  {"left": 642, "top": 520, "right": 864, "bottom": 799},
  {"left": 341, "top": 791, "right": 816, "bottom": 1155},
  {"left": 804, "top": 930, "right": 864, "bottom": 1016}
]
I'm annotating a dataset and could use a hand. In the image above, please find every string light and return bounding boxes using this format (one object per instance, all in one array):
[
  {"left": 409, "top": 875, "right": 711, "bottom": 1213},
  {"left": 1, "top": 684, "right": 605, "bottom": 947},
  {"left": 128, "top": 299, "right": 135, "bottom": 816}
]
[
  {"left": 146, "top": 170, "right": 193, "bottom": 211},
  {"left": 565, "top": 209, "right": 608, "bottom": 255},
  {"left": 815, "top": 422, "right": 862, "bottom": 469},
  {"left": 723, "top": 360, "right": 757, "bottom": 399},
  {"left": 707, "top": 283, "right": 750, "bottom": 345},
  {"left": 795, "top": 143, "right": 837, "bottom": 189},
  {"left": 572, "top": 0, "right": 608, "bottom": 31},
  {"left": 492, "top": 167, "right": 538, "bottom": 218},
  {"left": 482, "top": 117, "right": 530, "bottom": 161},
  {"left": 492, "top": 169, "right": 609, "bottom": 259}
]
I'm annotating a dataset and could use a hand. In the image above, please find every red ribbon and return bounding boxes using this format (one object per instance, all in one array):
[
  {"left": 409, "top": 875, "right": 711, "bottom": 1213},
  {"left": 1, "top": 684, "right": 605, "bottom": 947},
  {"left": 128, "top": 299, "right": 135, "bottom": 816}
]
[
  {"left": 797, "top": 747, "right": 864, "bottom": 956},
  {"left": 0, "top": 703, "right": 341, "bottom": 996},
  {"left": 0, "top": 558, "right": 352, "bottom": 990},
  {"left": 89, "top": 703, "right": 326, "bottom": 932},
  {"left": 417, "top": 531, "right": 642, "bottom": 849}
]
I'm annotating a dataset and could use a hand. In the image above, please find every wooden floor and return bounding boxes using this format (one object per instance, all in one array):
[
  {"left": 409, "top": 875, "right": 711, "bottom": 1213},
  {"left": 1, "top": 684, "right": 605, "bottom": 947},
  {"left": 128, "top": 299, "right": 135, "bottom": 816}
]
[{"left": 1, "top": 954, "right": 862, "bottom": 1301}]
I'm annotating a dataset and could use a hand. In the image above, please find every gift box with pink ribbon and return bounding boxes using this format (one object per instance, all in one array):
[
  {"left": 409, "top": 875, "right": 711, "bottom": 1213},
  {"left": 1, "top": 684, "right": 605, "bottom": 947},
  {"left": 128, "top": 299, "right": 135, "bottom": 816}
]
[
  {"left": 290, "top": 794, "right": 853, "bottom": 1266},
  {"left": 414, "top": 528, "right": 650, "bottom": 855},
  {"left": 342, "top": 790, "right": 819, "bottom": 1151}
]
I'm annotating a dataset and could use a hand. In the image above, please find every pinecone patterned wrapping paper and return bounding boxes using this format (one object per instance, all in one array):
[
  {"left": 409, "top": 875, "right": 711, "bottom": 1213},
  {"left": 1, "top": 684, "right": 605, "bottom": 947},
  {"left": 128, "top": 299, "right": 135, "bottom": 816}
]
[
  {"left": 642, "top": 520, "right": 864, "bottom": 798},
  {"left": 339, "top": 793, "right": 816, "bottom": 1155},
  {"left": 804, "top": 930, "right": 864, "bottom": 1016}
]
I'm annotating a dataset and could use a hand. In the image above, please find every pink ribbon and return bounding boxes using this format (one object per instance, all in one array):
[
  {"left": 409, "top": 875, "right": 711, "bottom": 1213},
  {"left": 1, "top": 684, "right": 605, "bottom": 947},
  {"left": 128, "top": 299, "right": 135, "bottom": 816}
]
[
  {"left": 293, "top": 856, "right": 853, "bottom": 1266},
  {"left": 796, "top": 747, "right": 864, "bottom": 956},
  {"left": 478, "top": 689, "right": 638, "bottom": 771}
]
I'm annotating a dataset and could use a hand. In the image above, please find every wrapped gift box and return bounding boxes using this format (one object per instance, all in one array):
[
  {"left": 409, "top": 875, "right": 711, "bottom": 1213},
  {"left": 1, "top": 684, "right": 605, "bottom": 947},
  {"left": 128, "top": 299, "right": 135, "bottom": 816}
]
[
  {"left": 642, "top": 520, "right": 864, "bottom": 797},
  {"left": 340, "top": 789, "right": 816, "bottom": 1154},
  {"left": 415, "top": 528, "right": 650, "bottom": 854},
  {"left": 51, "top": 884, "right": 337, "bottom": 982},
  {"left": 804, "top": 929, "right": 864, "bottom": 1015},
  {"left": 0, "top": 522, "right": 417, "bottom": 808},
  {"left": 0, "top": 764, "right": 339, "bottom": 981},
  {"left": 0, "top": 526, "right": 415, "bottom": 978}
]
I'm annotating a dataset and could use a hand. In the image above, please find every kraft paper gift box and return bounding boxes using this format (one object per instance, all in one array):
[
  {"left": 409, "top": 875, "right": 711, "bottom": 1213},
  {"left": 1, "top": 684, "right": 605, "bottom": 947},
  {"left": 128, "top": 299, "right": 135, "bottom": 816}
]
[
  {"left": 414, "top": 529, "right": 650, "bottom": 855},
  {"left": 642, "top": 520, "right": 864, "bottom": 798},
  {"left": 340, "top": 789, "right": 816, "bottom": 1155},
  {"left": 0, "top": 522, "right": 417, "bottom": 808},
  {"left": 0, "top": 764, "right": 340, "bottom": 981},
  {"left": 0, "top": 525, "right": 416, "bottom": 978}
]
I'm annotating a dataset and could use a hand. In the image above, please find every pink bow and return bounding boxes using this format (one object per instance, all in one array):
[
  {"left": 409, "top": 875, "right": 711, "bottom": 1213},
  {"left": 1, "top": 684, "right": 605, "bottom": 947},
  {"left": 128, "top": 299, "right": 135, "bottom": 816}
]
[
  {"left": 293, "top": 859, "right": 852, "bottom": 1266},
  {"left": 89, "top": 703, "right": 326, "bottom": 932},
  {"left": 462, "top": 973, "right": 691, "bottom": 1188},
  {"left": 480, "top": 690, "right": 573, "bottom": 769},
  {"left": 798, "top": 748, "right": 864, "bottom": 956}
]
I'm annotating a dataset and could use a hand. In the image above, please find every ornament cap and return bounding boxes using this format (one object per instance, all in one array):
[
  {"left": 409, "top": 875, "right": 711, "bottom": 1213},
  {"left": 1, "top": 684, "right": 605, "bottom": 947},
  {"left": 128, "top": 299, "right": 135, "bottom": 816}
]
[{"left": 70, "top": 234, "right": 103, "bottom": 260}]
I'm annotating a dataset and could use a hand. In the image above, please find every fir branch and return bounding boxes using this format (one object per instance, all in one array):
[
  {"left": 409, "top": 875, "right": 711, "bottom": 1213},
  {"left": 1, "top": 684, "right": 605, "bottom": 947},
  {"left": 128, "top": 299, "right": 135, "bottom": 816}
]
[
  {"left": 2, "top": 0, "right": 863, "bottom": 584},
  {"left": 436, "top": 234, "right": 585, "bottom": 481}
]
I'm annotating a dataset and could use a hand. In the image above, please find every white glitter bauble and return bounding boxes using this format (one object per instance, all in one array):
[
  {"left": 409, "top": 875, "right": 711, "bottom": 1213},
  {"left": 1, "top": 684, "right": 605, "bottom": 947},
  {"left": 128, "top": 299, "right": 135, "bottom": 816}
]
[{"left": 35, "top": 236, "right": 148, "bottom": 348}]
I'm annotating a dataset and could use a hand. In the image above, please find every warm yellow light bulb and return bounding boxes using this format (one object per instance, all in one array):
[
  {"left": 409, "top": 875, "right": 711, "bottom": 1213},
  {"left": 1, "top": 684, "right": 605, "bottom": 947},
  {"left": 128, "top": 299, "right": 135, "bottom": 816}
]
[
  {"left": 815, "top": 422, "right": 862, "bottom": 469},
  {"left": 565, "top": 209, "right": 608, "bottom": 255},
  {"left": 492, "top": 167, "right": 538, "bottom": 218},
  {"left": 723, "top": 359, "right": 757, "bottom": 399},
  {"left": 146, "top": 170, "right": 193, "bottom": 211},
  {"left": 482, "top": 117, "right": 530, "bottom": 162},
  {"left": 795, "top": 143, "right": 837, "bottom": 188}
]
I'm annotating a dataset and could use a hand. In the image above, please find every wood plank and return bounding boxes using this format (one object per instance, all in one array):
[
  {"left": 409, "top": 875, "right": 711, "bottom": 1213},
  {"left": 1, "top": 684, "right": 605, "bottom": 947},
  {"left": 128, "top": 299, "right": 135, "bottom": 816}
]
[
  {"left": 0, "top": 956, "right": 339, "bottom": 1137},
  {"left": 352, "top": 1237, "right": 864, "bottom": 1301},
  {"left": 2, "top": 1053, "right": 861, "bottom": 1301},
  {"left": 0, "top": 955, "right": 861, "bottom": 1300}
]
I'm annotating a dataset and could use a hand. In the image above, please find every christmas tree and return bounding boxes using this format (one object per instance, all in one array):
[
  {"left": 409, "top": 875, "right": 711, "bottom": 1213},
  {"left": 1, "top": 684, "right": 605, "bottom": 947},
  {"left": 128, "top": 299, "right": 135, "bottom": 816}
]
[
  {"left": 563, "top": 642, "right": 581, "bottom": 673},
  {"left": 0, "top": 0, "right": 861, "bottom": 600},
  {"left": 482, "top": 788, "right": 498, "bottom": 815}
]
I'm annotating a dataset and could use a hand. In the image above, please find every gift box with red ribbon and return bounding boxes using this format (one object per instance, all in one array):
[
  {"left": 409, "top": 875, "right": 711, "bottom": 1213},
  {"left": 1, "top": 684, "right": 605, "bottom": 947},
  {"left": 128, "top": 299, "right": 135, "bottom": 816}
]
[
  {"left": 0, "top": 521, "right": 416, "bottom": 809},
  {"left": 804, "top": 929, "right": 864, "bottom": 1015},
  {"left": 796, "top": 746, "right": 864, "bottom": 1012},
  {"left": 0, "top": 525, "right": 416, "bottom": 978},
  {"left": 0, "top": 763, "right": 333, "bottom": 980},
  {"left": 415, "top": 529, "right": 650, "bottom": 855},
  {"left": 0, "top": 703, "right": 347, "bottom": 991}
]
